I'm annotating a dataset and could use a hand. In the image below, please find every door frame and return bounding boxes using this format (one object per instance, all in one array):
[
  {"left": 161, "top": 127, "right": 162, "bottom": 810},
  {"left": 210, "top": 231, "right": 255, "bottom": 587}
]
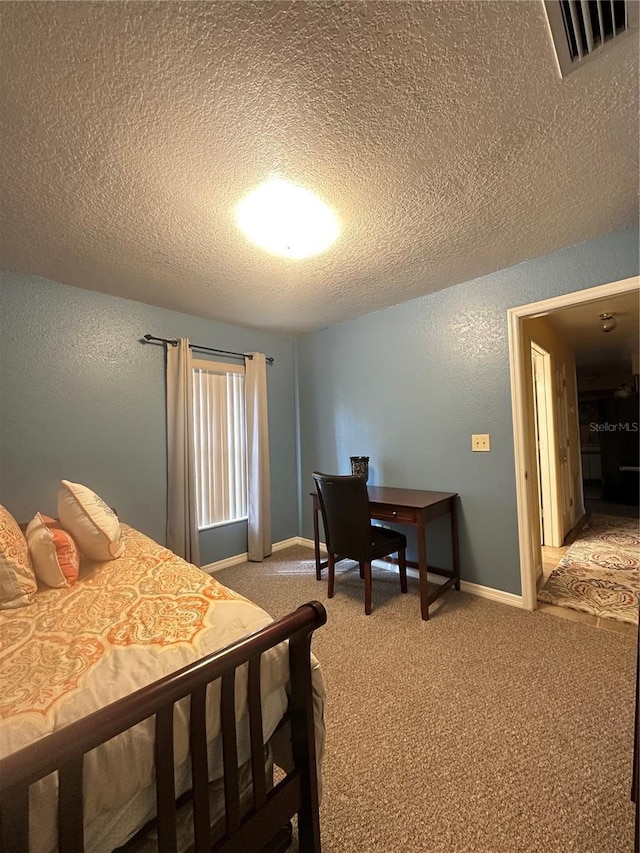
[
  {"left": 530, "top": 343, "right": 558, "bottom": 546},
  {"left": 508, "top": 275, "right": 639, "bottom": 611}
]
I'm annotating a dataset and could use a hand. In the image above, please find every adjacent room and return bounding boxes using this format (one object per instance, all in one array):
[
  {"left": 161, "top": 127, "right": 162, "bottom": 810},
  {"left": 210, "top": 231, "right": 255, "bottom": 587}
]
[
  {"left": 531, "top": 292, "right": 640, "bottom": 628},
  {"left": 0, "top": 2, "right": 638, "bottom": 852}
]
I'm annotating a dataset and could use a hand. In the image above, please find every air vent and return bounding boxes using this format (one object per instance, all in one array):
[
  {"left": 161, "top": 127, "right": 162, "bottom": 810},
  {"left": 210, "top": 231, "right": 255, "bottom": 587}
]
[{"left": 543, "top": 0, "right": 638, "bottom": 77}]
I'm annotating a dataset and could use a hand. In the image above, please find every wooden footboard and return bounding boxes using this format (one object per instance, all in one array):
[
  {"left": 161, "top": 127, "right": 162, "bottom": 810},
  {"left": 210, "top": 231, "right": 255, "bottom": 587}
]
[{"left": 0, "top": 600, "right": 327, "bottom": 853}]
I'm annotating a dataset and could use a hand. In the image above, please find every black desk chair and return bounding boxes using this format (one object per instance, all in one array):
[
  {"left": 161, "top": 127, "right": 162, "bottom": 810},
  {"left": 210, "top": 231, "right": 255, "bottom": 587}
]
[{"left": 312, "top": 472, "right": 407, "bottom": 615}]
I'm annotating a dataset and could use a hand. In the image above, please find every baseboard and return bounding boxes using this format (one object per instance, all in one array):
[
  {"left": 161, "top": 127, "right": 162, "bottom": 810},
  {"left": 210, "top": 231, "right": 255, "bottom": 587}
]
[
  {"left": 202, "top": 536, "right": 307, "bottom": 574},
  {"left": 272, "top": 537, "right": 305, "bottom": 552},
  {"left": 376, "top": 559, "right": 524, "bottom": 609},
  {"left": 202, "top": 554, "right": 246, "bottom": 574},
  {"left": 204, "top": 540, "right": 524, "bottom": 608},
  {"left": 458, "top": 580, "right": 523, "bottom": 608}
]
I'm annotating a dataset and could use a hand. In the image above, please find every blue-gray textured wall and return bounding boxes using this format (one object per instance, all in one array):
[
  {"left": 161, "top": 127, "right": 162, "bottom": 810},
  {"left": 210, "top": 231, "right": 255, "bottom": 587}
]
[
  {"left": 0, "top": 273, "right": 298, "bottom": 565},
  {"left": 296, "top": 227, "right": 639, "bottom": 595},
  {"left": 1, "top": 228, "right": 638, "bottom": 588}
]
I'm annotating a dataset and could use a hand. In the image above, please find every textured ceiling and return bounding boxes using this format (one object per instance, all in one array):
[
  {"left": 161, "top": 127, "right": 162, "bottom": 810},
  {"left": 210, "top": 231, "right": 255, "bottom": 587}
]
[{"left": 0, "top": 1, "right": 638, "bottom": 334}]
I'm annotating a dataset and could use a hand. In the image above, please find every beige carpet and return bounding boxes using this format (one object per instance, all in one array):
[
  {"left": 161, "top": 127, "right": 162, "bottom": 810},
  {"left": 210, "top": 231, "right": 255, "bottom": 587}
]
[{"left": 215, "top": 546, "right": 638, "bottom": 853}]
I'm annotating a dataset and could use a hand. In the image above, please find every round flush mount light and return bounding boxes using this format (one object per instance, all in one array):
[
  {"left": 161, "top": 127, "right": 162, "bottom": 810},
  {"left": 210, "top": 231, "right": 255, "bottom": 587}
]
[
  {"left": 235, "top": 177, "right": 340, "bottom": 260},
  {"left": 599, "top": 312, "right": 617, "bottom": 332}
]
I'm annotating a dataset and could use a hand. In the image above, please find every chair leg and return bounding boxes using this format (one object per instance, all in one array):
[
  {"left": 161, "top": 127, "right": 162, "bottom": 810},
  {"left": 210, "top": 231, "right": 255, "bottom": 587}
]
[
  {"left": 399, "top": 548, "right": 408, "bottom": 593},
  {"left": 359, "top": 561, "right": 365, "bottom": 579},
  {"left": 364, "top": 562, "right": 372, "bottom": 615},
  {"left": 327, "top": 552, "right": 336, "bottom": 599}
]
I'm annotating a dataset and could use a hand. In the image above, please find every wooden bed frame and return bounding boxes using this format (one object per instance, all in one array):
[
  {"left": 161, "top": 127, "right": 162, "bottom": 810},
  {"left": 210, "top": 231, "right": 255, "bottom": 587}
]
[{"left": 0, "top": 600, "right": 327, "bottom": 853}]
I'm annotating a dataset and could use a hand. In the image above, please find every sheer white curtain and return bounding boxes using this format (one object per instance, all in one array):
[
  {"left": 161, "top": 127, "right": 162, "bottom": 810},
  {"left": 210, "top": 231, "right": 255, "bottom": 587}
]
[
  {"left": 245, "top": 352, "right": 271, "bottom": 561},
  {"left": 166, "top": 339, "right": 201, "bottom": 566}
]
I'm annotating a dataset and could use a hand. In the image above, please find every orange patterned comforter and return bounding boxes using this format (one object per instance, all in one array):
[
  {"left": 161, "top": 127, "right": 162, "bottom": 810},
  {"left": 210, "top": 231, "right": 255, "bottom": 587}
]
[
  {"left": 0, "top": 525, "right": 324, "bottom": 853},
  {"left": 0, "top": 526, "right": 254, "bottom": 723}
]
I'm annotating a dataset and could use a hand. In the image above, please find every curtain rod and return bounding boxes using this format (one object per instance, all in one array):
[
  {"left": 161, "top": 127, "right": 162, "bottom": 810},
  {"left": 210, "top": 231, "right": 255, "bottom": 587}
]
[{"left": 142, "top": 334, "right": 274, "bottom": 364}]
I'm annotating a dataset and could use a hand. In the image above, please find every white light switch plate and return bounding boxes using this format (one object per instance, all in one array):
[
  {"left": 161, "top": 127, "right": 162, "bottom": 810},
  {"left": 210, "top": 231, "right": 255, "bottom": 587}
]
[{"left": 472, "top": 434, "right": 491, "bottom": 452}]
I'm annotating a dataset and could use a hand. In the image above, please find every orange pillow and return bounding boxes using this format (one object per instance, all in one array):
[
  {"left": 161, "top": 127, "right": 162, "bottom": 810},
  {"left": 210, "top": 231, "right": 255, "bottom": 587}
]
[{"left": 26, "top": 513, "right": 80, "bottom": 588}]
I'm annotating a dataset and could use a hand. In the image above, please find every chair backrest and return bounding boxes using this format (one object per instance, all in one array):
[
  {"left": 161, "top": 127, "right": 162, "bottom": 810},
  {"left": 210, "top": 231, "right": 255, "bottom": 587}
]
[{"left": 312, "top": 472, "right": 372, "bottom": 561}]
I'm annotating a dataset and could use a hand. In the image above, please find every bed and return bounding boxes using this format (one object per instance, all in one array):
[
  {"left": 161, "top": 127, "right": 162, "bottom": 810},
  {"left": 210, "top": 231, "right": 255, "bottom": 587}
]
[{"left": 0, "top": 523, "right": 326, "bottom": 853}]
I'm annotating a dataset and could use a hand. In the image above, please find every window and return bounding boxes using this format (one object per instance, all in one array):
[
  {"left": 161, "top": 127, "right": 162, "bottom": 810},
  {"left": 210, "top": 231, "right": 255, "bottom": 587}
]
[{"left": 192, "top": 359, "right": 247, "bottom": 530}]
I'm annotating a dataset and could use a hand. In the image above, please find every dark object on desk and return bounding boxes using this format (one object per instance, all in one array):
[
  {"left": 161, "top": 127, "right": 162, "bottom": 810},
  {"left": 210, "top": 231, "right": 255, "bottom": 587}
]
[
  {"left": 313, "top": 472, "right": 407, "bottom": 615},
  {"left": 349, "top": 456, "right": 370, "bottom": 482}
]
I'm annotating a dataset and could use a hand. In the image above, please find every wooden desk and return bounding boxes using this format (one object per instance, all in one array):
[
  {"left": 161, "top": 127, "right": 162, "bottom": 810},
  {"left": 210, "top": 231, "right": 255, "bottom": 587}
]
[{"left": 311, "top": 486, "right": 460, "bottom": 621}]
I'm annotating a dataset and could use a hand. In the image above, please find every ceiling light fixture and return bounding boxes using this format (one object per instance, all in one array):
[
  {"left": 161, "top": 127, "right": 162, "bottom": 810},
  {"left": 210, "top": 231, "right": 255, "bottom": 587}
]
[
  {"left": 235, "top": 177, "right": 340, "bottom": 260},
  {"left": 599, "top": 312, "right": 617, "bottom": 333}
]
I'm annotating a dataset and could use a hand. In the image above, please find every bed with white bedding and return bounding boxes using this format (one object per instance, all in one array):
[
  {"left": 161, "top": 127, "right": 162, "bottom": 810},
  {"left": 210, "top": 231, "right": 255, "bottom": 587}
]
[{"left": 0, "top": 524, "right": 326, "bottom": 853}]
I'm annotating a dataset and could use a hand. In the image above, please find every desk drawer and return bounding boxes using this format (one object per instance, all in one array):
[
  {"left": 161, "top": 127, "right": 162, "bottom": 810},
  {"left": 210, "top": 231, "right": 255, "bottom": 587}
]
[{"left": 371, "top": 504, "right": 415, "bottom": 524}]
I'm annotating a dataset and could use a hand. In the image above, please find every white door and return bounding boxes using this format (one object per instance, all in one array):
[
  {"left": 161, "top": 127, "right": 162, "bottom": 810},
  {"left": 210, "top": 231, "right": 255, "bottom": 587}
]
[
  {"left": 555, "top": 363, "right": 574, "bottom": 539},
  {"left": 531, "top": 345, "right": 556, "bottom": 545}
]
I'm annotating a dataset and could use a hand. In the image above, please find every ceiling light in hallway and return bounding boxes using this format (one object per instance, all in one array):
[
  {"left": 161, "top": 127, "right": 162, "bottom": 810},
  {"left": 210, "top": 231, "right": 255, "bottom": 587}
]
[{"left": 235, "top": 177, "right": 340, "bottom": 260}]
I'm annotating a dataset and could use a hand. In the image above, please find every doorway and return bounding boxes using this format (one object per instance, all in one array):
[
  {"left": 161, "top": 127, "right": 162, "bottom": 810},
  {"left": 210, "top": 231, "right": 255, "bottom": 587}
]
[{"left": 508, "top": 276, "right": 640, "bottom": 611}]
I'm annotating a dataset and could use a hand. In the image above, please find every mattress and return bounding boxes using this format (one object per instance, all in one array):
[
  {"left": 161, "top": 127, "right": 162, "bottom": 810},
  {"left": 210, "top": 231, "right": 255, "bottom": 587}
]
[{"left": 0, "top": 524, "right": 325, "bottom": 853}]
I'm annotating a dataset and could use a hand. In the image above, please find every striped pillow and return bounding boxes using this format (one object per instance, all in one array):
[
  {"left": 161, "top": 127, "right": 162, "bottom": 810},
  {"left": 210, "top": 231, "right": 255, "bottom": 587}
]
[{"left": 26, "top": 513, "right": 80, "bottom": 588}]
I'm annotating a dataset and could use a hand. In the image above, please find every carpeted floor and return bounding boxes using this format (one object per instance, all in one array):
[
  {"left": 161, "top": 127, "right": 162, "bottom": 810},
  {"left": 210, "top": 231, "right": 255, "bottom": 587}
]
[
  {"left": 215, "top": 545, "right": 638, "bottom": 853},
  {"left": 538, "top": 516, "right": 640, "bottom": 625}
]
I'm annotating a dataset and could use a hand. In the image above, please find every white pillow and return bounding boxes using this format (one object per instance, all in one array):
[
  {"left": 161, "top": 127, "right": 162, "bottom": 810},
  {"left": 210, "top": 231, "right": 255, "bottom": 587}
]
[
  {"left": 0, "top": 503, "right": 37, "bottom": 609},
  {"left": 26, "top": 513, "right": 80, "bottom": 588},
  {"left": 58, "top": 480, "right": 124, "bottom": 561}
]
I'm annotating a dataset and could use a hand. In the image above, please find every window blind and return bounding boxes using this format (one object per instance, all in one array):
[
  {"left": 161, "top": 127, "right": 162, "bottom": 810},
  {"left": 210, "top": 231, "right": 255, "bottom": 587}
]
[{"left": 193, "top": 364, "right": 247, "bottom": 529}]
